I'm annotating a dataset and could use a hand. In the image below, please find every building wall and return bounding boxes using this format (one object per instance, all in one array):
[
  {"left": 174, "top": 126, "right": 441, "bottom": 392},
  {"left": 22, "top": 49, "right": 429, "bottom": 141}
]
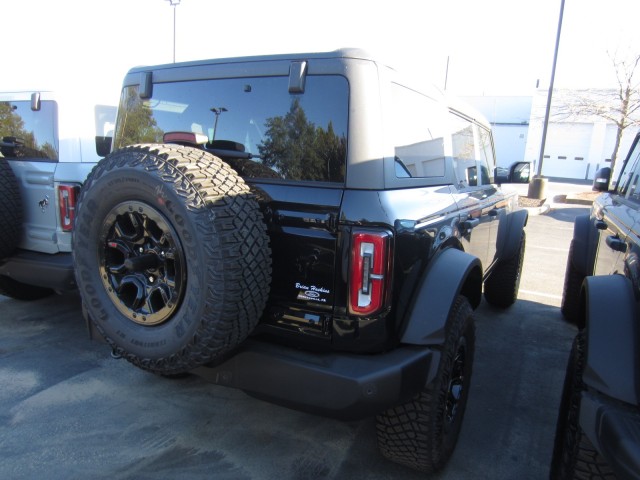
[
  {"left": 462, "top": 96, "right": 532, "bottom": 170},
  {"left": 524, "top": 88, "right": 639, "bottom": 180},
  {"left": 465, "top": 91, "right": 639, "bottom": 181}
]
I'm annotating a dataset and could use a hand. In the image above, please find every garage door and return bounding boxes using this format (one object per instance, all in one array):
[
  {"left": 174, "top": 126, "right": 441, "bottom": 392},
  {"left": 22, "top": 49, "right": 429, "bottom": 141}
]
[{"left": 541, "top": 123, "right": 592, "bottom": 178}]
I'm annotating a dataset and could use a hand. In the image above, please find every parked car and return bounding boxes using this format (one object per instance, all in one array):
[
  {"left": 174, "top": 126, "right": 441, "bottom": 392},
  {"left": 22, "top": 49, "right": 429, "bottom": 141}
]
[
  {"left": 0, "top": 90, "right": 116, "bottom": 299},
  {"left": 552, "top": 131, "right": 640, "bottom": 478},
  {"left": 73, "top": 49, "right": 530, "bottom": 473}
]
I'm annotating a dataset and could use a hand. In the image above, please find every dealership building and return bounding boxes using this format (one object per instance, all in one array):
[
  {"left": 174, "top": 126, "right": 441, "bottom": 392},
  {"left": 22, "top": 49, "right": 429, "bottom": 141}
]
[{"left": 465, "top": 89, "right": 639, "bottom": 181}]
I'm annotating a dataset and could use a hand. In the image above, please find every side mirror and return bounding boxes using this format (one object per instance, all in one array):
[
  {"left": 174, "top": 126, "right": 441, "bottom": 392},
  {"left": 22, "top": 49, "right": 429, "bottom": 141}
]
[
  {"left": 495, "top": 162, "right": 531, "bottom": 184},
  {"left": 95, "top": 136, "right": 112, "bottom": 157},
  {"left": 592, "top": 167, "right": 611, "bottom": 192}
]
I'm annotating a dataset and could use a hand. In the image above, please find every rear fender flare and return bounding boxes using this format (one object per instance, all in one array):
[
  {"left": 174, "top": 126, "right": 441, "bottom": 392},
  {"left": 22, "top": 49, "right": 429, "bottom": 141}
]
[
  {"left": 582, "top": 275, "right": 639, "bottom": 405},
  {"left": 400, "top": 248, "right": 482, "bottom": 347}
]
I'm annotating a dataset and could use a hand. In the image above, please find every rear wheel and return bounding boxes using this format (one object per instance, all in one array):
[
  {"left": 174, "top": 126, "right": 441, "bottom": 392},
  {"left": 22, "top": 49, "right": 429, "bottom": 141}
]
[
  {"left": 561, "top": 240, "right": 585, "bottom": 328},
  {"left": 549, "top": 333, "right": 615, "bottom": 479},
  {"left": 484, "top": 231, "right": 525, "bottom": 308},
  {"left": 376, "top": 295, "right": 475, "bottom": 473},
  {"left": 73, "top": 144, "right": 271, "bottom": 375}
]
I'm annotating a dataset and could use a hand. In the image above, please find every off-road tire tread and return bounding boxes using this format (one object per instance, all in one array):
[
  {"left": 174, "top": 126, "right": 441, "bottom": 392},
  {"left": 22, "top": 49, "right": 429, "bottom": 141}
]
[
  {"left": 549, "top": 332, "right": 616, "bottom": 479},
  {"left": 0, "top": 160, "right": 23, "bottom": 259},
  {"left": 375, "top": 295, "right": 475, "bottom": 473}
]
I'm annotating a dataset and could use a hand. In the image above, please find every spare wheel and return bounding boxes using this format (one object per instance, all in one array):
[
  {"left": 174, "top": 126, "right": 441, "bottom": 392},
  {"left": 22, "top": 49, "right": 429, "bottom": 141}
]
[
  {"left": 73, "top": 144, "right": 272, "bottom": 375},
  {"left": 0, "top": 159, "right": 23, "bottom": 259}
]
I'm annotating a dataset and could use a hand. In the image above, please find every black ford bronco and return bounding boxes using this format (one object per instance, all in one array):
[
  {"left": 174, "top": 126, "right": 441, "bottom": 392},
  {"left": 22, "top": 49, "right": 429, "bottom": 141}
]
[
  {"left": 73, "top": 49, "right": 529, "bottom": 473},
  {"left": 552, "top": 131, "right": 640, "bottom": 479}
]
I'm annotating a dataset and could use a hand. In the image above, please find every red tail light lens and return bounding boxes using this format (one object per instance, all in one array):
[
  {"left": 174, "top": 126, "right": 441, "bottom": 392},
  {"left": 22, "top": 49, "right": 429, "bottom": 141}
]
[
  {"left": 58, "top": 185, "right": 80, "bottom": 232},
  {"left": 349, "top": 230, "right": 392, "bottom": 316}
]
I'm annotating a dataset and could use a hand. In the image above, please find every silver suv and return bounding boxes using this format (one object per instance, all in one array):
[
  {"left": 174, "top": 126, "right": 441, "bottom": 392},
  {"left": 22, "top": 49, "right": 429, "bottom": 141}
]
[{"left": 0, "top": 91, "right": 115, "bottom": 299}]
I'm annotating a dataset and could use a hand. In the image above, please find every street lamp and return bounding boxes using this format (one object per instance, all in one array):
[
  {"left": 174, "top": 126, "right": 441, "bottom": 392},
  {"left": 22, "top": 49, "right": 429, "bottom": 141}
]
[
  {"left": 165, "top": 0, "right": 181, "bottom": 63},
  {"left": 210, "top": 107, "right": 228, "bottom": 141},
  {"left": 529, "top": 0, "right": 565, "bottom": 199}
]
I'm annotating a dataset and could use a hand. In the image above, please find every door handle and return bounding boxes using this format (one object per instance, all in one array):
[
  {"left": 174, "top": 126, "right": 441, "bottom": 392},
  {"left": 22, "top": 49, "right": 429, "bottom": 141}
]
[
  {"left": 595, "top": 219, "right": 607, "bottom": 230},
  {"left": 606, "top": 235, "right": 627, "bottom": 253}
]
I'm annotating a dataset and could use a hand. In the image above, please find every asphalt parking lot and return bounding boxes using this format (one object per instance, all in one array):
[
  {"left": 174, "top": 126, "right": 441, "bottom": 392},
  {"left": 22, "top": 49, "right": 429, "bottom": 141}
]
[{"left": 0, "top": 198, "right": 587, "bottom": 480}]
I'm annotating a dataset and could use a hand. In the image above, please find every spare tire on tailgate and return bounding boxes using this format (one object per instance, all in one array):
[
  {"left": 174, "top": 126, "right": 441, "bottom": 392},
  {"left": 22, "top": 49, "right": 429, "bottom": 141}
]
[
  {"left": 0, "top": 159, "right": 22, "bottom": 259},
  {"left": 73, "top": 144, "right": 272, "bottom": 375}
]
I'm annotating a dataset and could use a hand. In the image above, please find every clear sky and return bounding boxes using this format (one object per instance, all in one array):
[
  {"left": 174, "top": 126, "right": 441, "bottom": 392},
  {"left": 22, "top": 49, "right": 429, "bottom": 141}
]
[{"left": 2, "top": 0, "right": 638, "bottom": 104}]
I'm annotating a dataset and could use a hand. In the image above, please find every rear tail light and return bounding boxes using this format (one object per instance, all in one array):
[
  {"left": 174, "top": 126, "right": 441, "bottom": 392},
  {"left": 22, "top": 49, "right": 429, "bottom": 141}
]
[
  {"left": 349, "top": 230, "right": 392, "bottom": 316},
  {"left": 58, "top": 184, "right": 80, "bottom": 232}
]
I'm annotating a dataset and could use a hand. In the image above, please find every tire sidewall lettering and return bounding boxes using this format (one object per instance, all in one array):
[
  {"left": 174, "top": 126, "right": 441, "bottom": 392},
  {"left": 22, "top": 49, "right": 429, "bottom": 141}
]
[{"left": 75, "top": 153, "right": 207, "bottom": 355}]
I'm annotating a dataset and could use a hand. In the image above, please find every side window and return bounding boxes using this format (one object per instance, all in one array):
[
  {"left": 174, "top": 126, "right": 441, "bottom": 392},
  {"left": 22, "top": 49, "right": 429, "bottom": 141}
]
[
  {"left": 618, "top": 139, "right": 640, "bottom": 202},
  {"left": 478, "top": 125, "right": 495, "bottom": 184},
  {"left": 95, "top": 105, "right": 117, "bottom": 156},
  {"left": 450, "top": 114, "right": 478, "bottom": 188},
  {"left": 0, "top": 100, "right": 58, "bottom": 161},
  {"left": 450, "top": 113, "right": 495, "bottom": 189},
  {"left": 390, "top": 84, "right": 447, "bottom": 178},
  {"left": 114, "top": 75, "right": 348, "bottom": 184}
]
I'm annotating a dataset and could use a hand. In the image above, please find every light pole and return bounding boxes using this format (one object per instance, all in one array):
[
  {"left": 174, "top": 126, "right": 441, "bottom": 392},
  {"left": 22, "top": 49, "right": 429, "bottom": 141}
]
[
  {"left": 211, "top": 107, "right": 228, "bottom": 141},
  {"left": 529, "top": 0, "right": 565, "bottom": 199},
  {"left": 165, "top": 0, "right": 181, "bottom": 63}
]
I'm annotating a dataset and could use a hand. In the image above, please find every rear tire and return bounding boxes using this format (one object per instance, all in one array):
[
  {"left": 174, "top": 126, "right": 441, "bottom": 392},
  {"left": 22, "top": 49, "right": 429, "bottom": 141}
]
[
  {"left": 561, "top": 240, "right": 585, "bottom": 328},
  {"left": 73, "top": 144, "right": 271, "bottom": 375},
  {"left": 0, "top": 159, "right": 22, "bottom": 259},
  {"left": 484, "top": 231, "right": 525, "bottom": 308},
  {"left": 376, "top": 296, "right": 475, "bottom": 473},
  {"left": 549, "top": 333, "right": 615, "bottom": 479}
]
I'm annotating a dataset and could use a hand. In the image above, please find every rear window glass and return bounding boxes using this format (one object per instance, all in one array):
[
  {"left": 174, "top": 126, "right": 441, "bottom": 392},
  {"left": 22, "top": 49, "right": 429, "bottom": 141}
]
[
  {"left": 0, "top": 100, "right": 58, "bottom": 160},
  {"left": 114, "top": 75, "right": 348, "bottom": 183}
]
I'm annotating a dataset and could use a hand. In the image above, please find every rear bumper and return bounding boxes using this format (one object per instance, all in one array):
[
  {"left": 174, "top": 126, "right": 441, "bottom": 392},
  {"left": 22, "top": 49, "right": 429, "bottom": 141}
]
[
  {"left": 192, "top": 338, "right": 438, "bottom": 420},
  {"left": 581, "top": 391, "right": 640, "bottom": 479},
  {"left": 0, "top": 249, "right": 76, "bottom": 291}
]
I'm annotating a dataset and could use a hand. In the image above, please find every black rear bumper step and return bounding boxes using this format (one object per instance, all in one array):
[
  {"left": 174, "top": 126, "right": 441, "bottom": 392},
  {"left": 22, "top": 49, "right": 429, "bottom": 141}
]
[
  {"left": 192, "top": 339, "right": 437, "bottom": 420},
  {"left": 0, "top": 250, "right": 76, "bottom": 291}
]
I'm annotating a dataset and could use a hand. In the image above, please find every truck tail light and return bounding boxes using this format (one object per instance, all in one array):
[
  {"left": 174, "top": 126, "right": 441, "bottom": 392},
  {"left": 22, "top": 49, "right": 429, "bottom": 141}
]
[
  {"left": 349, "top": 230, "right": 392, "bottom": 316},
  {"left": 58, "top": 185, "right": 80, "bottom": 232}
]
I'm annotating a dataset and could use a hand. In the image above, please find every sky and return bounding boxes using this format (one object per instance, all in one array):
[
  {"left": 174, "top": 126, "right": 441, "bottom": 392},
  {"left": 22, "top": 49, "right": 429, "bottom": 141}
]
[{"left": 2, "top": 0, "right": 638, "bottom": 105}]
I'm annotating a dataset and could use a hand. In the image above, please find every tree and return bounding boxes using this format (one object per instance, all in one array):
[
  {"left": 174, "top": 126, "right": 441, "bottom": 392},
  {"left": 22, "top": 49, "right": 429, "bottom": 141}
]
[
  {"left": 258, "top": 99, "right": 346, "bottom": 182},
  {"left": 113, "top": 88, "right": 164, "bottom": 149},
  {"left": 553, "top": 52, "right": 640, "bottom": 174}
]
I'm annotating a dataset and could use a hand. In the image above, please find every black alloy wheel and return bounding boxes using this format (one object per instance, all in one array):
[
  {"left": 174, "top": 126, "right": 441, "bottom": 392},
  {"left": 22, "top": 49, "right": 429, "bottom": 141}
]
[{"left": 100, "top": 201, "right": 186, "bottom": 326}]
